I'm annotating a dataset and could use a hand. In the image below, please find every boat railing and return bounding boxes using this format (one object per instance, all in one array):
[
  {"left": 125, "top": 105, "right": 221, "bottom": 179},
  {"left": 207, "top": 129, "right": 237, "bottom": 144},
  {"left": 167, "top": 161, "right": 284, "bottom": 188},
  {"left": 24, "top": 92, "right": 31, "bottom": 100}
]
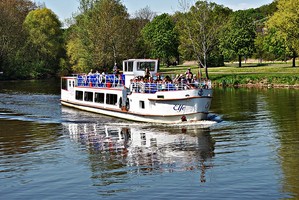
[
  {"left": 130, "top": 80, "right": 211, "bottom": 93},
  {"left": 76, "top": 74, "right": 126, "bottom": 88}
]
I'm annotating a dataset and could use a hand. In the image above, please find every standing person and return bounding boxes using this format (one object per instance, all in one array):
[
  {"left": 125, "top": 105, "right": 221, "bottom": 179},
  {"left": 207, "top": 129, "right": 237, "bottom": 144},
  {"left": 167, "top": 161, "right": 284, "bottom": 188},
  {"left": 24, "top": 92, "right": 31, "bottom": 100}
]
[
  {"left": 185, "top": 68, "right": 193, "bottom": 83},
  {"left": 144, "top": 67, "right": 150, "bottom": 79},
  {"left": 88, "top": 69, "right": 93, "bottom": 76},
  {"left": 113, "top": 63, "right": 118, "bottom": 74}
]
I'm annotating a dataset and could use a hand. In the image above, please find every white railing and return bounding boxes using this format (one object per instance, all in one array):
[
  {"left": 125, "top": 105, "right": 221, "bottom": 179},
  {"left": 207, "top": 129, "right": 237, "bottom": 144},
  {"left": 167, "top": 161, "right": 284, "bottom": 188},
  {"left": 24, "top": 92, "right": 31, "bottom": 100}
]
[{"left": 77, "top": 74, "right": 125, "bottom": 88}]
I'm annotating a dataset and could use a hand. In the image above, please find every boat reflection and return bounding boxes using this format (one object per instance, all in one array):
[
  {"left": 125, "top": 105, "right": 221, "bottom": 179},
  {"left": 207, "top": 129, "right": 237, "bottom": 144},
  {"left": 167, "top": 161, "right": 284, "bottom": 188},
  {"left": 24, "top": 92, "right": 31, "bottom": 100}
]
[{"left": 65, "top": 123, "right": 215, "bottom": 183}]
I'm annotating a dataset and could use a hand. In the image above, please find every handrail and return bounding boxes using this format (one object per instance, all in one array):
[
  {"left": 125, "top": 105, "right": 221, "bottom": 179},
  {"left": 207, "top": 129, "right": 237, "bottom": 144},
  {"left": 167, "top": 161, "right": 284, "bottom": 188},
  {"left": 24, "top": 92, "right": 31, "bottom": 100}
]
[
  {"left": 77, "top": 74, "right": 125, "bottom": 88},
  {"left": 129, "top": 81, "right": 212, "bottom": 93},
  {"left": 75, "top": 74, "right": 212, "bottom": 92}
]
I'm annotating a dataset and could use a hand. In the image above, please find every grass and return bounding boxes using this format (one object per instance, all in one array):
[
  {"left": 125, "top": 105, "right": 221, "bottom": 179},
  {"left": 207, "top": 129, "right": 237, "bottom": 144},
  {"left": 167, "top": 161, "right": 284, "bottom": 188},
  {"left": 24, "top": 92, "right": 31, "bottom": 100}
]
[{"left": 159, "top": 61, "right": 299, "bottom": 87}]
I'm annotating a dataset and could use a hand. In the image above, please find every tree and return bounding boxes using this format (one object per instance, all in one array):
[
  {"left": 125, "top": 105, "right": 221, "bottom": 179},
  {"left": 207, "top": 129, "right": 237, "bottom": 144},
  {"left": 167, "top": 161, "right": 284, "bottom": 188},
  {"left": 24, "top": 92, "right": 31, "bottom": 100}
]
[
  {"left": 141, "top": 13, "right": 179, "bottom": 66},
  {"left": 23, "top": 8, "right": 63, "bottom": 77},
  {"left": 267, "top": 0, "right": 299, "bottom": 67},
  {"left": 262, "top": 28, "right": 290, "bottom": 61},
  {"left": 220, "top": 10, "right": 256, "bottom": 67},
  {"left": 177, "top": 1, "right": 231, "bottom": 78},
  {"left": 0, "top": 0, "right": 36, "bottom": 78},
  {"left": 127, "top": 6, "right": 156, "bottom": 59},
  {"left": 66, "top": 0, "right": 130, "bottom": 73},
  {"left": 134, "top": 5, "right": 156, "bottom": 22}
]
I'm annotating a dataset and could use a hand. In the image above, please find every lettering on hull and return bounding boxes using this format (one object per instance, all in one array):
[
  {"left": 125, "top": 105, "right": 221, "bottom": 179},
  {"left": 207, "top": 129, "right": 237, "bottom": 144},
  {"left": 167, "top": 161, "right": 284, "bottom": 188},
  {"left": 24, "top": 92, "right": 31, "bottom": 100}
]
[{"left": 173, "top": 104, "right": 186, "bottom": 112}]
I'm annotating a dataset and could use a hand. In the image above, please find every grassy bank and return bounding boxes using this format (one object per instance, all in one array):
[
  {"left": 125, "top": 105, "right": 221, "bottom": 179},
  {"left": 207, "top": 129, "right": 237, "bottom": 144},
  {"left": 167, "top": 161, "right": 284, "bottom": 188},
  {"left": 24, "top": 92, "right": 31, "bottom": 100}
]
[{"left": 159, "top": 61, "right": 299, "bottom": 88}]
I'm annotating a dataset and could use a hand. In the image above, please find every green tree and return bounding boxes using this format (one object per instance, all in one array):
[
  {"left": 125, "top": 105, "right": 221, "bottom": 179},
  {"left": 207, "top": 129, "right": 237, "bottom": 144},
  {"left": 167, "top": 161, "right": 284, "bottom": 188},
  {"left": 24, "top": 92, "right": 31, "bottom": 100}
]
[
  {"left": 129, "top": 6, "right": 156, "bottom": 58},
  {"left": 267, "top": 0, "right": 299, "bottom": 67},
  {"left": 177, "top": 1, "right": 231, "bottom": 78},
  {"left": 262, "top": 28, "right": 290, "bottom": 61},
  {"left": 23, "top": 8, "right": 63, "bottom": 77},
  {"left": 0, "top": 0, "right": 36, "bottom": 79},
  {"left": 66, "top": 0, "right": 130, "bottom": 73},
  {"left": 220, "top": 10, "right": 256, "bottom": 67},
  {"left": 141, "top": 13, "right": 179, "bottom": 66},
  {"left": 66, "top": 13, "right": 94, "bottom": 73}
]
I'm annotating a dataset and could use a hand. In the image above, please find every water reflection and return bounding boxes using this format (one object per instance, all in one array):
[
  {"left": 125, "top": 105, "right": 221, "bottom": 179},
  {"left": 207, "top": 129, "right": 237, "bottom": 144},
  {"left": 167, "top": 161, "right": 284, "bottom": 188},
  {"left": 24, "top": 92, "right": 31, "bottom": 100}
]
[{"left": 64, "top": 123, "right": 215, "bottom": 187}]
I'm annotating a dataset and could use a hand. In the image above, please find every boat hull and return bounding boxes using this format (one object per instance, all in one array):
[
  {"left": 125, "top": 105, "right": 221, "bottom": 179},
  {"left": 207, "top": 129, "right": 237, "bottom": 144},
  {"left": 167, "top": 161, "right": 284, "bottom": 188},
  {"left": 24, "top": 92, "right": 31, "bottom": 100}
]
[{"left": 60, "top": 98, "right": 211, "bottom": 124}]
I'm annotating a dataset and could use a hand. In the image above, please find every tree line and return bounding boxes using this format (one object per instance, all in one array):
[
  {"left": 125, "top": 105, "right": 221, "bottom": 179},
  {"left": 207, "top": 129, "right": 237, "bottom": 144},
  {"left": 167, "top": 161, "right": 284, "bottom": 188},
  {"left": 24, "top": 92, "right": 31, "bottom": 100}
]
[{"left": 0, "top": 0, "right": 298, "bottom": 80}]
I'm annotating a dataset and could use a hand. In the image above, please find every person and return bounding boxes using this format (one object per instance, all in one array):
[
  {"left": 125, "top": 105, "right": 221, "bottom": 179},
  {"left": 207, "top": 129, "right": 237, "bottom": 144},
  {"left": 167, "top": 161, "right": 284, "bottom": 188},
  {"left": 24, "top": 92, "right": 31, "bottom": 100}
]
[
  {"left": 144, "top": 67, "right": 150, "bottom": 79},
  {"left": 164, "top": 75, "right": 172, "bottom": 82},
  {"left": 113, "top": 63, "right": 118, "bottom": 74},
  {"left": 173, "top": 74, "right": 179, "bottom": 84},
  {"left": 156, "top": 73, "right": 162, "bottom": 82},
  {"left": 185, "top": 68, "right": 193, "bottom": 83},
  {"left": 192, "top": 75, "right": 199, "bottom": 88},
  {"left": 181, "top": 115, "right": 187, "bottom": 122},
  {"left": 88, "top": 69, "right": 93, "bottom": 76}
]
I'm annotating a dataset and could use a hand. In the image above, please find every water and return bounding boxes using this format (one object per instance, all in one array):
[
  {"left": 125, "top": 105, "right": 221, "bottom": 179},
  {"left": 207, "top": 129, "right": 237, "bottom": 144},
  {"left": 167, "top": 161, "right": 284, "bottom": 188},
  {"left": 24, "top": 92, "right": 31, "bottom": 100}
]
[{"left": 0, "top": 80, "right": 298, "bottom": 199}]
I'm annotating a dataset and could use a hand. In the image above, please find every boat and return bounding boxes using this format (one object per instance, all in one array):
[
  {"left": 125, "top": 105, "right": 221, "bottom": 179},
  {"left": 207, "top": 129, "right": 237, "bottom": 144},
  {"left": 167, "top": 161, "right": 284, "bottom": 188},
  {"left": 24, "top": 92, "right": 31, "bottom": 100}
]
[{"left": 61, "top": 59, "right": 213, "bottom": 124}]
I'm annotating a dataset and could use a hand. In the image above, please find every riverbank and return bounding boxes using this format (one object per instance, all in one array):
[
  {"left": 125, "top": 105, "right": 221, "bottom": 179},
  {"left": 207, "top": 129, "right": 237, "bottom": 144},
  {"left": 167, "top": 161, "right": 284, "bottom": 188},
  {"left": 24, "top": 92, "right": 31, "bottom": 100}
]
[{"left": 160, "top": 61, "right": 299, "bottom": 88}]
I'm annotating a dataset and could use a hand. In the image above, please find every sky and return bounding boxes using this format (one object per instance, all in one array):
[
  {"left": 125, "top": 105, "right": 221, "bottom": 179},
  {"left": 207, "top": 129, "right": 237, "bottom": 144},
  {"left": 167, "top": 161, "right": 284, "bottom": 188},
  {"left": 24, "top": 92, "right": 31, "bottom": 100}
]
[{"left": 33, "top": 0, "right": 274, "bottom": 22}]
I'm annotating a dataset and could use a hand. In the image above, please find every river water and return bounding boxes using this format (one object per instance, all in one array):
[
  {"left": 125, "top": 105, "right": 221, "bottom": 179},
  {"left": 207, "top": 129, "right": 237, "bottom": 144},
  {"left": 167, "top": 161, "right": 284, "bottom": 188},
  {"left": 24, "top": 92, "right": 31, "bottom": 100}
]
[{"left": 0, "top": 79, "right": 298, "bottom": 199}]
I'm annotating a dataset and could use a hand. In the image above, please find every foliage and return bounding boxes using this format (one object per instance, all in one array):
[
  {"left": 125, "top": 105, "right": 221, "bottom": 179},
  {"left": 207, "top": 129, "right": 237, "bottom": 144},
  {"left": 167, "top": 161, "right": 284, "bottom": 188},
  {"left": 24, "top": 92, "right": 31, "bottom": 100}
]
[
  {"left": 0, "top": 0, "right": 36, "bottom": 79},
  {"left": 267, "top": 0, "right": 299, "bottom": 67},
  {"left": 220, "top": 10, "right": 256, "bottom": 67},
  {"left": 261, "top": 28, "right": 291, "bottom": 61},
  {"left": 23, "top": 8, "right": 64, "bottom": 77},
  {"left": 134, "top": 5, "right": 156, "bottom": 21},
  {"left": 177, "top": 1, "right": 232, "bottom": 78},
  {"left": 211, "top": 73, "right": 299, "bottom": 86},
  {"left": 66, "top": 0, "right": 131, "bottom": 73},
  {"left": 141, "top": 13, "right": 179, "bottom": 65},
  {"left": 1, "top": 0, "right": 299, "bottom": 80}
]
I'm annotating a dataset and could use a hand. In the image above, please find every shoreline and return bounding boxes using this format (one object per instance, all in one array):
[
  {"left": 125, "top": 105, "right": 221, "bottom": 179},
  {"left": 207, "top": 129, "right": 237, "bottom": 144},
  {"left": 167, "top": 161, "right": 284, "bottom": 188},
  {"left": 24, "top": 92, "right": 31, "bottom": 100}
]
[{"left": 214, "top": 82, "right": 299, "bottom": 89}]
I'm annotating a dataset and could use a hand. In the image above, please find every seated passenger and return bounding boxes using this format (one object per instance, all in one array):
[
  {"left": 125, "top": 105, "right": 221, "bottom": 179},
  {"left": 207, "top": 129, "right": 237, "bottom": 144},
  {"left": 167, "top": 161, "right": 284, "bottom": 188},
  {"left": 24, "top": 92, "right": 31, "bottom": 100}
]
[
  {"left": 156, "top": 74, "right": 162, "bottom": 82},
  {"left": 192, "top": 75, "right": 199, "bottom": 88},
  {"left": 164, "top": 75, "right": 172, "bottom": 82}
]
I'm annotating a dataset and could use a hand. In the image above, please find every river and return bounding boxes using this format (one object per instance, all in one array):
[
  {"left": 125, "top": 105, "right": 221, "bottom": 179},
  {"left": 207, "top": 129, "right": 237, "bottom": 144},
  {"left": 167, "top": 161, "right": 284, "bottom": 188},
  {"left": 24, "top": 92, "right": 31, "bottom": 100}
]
[{"left": 0, "top": 79, "right": 298, "bottom": 199}]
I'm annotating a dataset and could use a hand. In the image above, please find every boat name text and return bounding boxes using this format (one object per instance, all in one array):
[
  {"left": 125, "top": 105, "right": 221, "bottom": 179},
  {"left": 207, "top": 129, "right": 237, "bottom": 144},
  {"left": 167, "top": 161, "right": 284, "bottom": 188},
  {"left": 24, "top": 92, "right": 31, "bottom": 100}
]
[{"left": 173, "top": 104, "right": 186, "bottom": 112}]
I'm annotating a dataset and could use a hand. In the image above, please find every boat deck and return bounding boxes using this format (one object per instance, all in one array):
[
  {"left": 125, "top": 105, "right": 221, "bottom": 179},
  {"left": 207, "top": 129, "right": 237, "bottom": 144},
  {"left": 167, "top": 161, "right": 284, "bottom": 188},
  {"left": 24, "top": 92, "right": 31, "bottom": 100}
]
[{"left": 73, "top": 74, "right": 212, "bottom": 94}]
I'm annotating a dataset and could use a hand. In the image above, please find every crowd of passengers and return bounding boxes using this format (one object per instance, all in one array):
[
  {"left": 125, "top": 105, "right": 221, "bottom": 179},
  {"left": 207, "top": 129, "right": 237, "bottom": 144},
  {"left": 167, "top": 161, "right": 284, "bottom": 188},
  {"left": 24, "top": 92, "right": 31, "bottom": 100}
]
[
  {"left": 77, "top": 63, "right": 125, "bottom": 87},
  {"left": 78, "top": 65, "right": 212, "bottom": 91},
  {"left": 129, "top": 68, "right": 212, "bottom": 93}
]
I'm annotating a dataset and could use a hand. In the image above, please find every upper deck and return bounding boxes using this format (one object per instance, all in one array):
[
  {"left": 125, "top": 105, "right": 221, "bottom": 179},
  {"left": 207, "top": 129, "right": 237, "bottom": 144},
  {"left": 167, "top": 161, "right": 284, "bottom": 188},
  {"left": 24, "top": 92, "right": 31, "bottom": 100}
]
[{"left": 61, "top": 59, "right": 212, "bottom": 94}]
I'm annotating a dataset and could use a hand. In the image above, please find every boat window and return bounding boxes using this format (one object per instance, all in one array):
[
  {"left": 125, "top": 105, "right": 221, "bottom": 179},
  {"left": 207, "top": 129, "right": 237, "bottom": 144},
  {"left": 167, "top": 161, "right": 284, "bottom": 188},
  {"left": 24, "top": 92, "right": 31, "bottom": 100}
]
[
  {"left": 124, "top": 61, "right": 134, "bottom": 72},
  {"left": 61, "top": 78, "right": 67, "bottom": 90},
  {"left": 107, "top": 129, "right": 119, "bottom": 137},
  {"left": 95, "top": 92, "right": 104, "bottom": 104},
  {"left": 140, "top": 132, "right": 146, "bottom": 145},
  {"left": 106, "top": 93, "right": 117, "bottom": 105},
  {"left": 137, "top": 61, "right": 155, "bottom": 71},
  {"left": 84, "top": 91, "right": 93, "bottom": 102},
  {"left": 75, "top": 91, "right": 83, "bottom": 101},
  {"left": 69, "top": 80, "right": 72, "bottom": 87},
  {"left": 139, "top": 100, "right": 145, "bottom": 109}
]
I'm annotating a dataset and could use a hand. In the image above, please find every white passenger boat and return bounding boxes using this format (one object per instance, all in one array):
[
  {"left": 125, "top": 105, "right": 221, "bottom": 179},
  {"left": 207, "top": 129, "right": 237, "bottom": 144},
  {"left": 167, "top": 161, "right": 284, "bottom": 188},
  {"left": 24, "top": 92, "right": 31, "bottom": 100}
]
[{"left": 61, "top": 59, "right": 212, "bottom": 124}]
